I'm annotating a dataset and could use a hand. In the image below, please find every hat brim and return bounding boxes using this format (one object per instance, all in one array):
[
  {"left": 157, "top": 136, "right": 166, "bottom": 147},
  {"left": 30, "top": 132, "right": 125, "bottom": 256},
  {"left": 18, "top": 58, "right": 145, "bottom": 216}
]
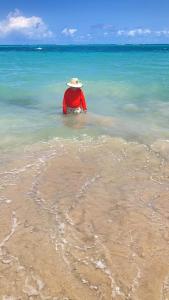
[{"left": 67, "top": 82, "right": 83, "bottom": 88}]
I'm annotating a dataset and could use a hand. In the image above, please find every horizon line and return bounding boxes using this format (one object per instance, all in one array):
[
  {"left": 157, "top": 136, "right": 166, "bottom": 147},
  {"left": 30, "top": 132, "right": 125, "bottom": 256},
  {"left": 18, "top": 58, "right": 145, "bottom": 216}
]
[{"left": 0, "top": 43, "right": 169, "bottom": 46}]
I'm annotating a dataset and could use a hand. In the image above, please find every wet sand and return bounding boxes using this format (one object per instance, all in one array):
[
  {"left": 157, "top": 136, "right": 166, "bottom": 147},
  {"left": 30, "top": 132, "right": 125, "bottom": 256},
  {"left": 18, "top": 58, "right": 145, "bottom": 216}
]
[{"left": 1, "top": 136, "right": 169, "bottom": 299}]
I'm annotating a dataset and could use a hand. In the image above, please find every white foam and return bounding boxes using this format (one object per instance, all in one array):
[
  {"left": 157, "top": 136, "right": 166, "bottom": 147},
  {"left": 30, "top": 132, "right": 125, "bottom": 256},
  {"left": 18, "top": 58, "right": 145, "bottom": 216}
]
[
  {"left": 23, "top": 279, "right": 39, "bottom": 297},
  {"left": 81, "top": 278, "right": 88, "bottom": 284},
  {"left": 23, "top": 273, "right": 45, "bottom": 297},
  {"left": 0, "top": 212, "right": 19, "bottom": 249},
  {"left": 90, "top": 285, "right": 98, "bottom": 290},
  {"left": 58, "top": 223, "right": 65, "bottom": 234},
  {"left": 0, "top": 196, "right": 12, "bottom": 205},
  {"left": 95, "top": 259, "right": 106, "bottom": 270}
]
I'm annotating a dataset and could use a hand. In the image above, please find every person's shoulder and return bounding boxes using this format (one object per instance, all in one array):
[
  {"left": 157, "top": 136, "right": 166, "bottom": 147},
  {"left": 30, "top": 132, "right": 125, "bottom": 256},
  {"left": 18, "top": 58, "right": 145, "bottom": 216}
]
[
  {"left": 79, "top": 88, "right": 85, "bottom": 94},
  {"left": 65, "top": 87, "right": 71, "bottom": 94}
]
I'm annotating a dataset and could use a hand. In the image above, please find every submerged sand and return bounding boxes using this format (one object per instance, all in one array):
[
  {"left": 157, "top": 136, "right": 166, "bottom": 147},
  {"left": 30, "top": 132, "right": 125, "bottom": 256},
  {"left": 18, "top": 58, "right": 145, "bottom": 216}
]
[{"left": 0, "top": 136, "right": 169, "bottom": 300}]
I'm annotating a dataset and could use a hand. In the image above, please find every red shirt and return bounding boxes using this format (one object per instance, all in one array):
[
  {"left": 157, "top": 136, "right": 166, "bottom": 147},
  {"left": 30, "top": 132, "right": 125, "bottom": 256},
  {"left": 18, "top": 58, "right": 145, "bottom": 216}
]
[{"left": 62, "top": 88, "right": 87, "bottom": 114}]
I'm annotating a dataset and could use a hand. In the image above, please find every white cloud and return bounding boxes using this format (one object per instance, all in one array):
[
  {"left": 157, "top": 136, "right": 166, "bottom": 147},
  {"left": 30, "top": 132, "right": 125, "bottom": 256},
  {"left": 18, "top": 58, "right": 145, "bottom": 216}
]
[
  {"left": 117, "top": 28, "right": 152, "bottom": 37},
  {"left": 0, "top": 9, "right": 53, "bottom": 39},
  {"left": 116, "top": 28, "right": 169, "bottom": 37},
  {"left": 128, "top": 29, "right": 151, "bottom": 36},
  {"left": 62, "top": 27, "right": 77, "bottom": 36},
  {"left": 155, "top": 30, "right": 169, "bottom": 36},
  {"left": 117, "top": 30, "right": 125, "bottom": 36}
]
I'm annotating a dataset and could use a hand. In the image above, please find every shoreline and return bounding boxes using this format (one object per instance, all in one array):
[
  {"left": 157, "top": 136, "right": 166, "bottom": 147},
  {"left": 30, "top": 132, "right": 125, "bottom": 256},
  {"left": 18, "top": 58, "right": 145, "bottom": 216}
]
[{"left": 0, "top": 136, "right": 169, "bottom": 299}]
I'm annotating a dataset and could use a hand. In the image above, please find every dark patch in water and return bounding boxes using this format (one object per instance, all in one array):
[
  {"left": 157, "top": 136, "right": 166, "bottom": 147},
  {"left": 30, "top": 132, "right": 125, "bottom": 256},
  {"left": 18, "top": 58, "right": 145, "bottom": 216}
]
[
  {"left": 0, "top": 44, "right": 169, "bottom": 53},
  {"left": 0, "top": 96, "right": 37, "bottom": 108}
]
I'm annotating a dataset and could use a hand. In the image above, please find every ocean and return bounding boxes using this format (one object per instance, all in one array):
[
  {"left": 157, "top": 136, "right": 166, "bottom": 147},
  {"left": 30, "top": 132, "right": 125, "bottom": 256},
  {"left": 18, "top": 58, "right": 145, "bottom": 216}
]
[
  {"left": 1, "top": 45, "right": 169, "bottom": 300},
  {"left": 0, "top": 44, "right": 169, "bottom": 149}
]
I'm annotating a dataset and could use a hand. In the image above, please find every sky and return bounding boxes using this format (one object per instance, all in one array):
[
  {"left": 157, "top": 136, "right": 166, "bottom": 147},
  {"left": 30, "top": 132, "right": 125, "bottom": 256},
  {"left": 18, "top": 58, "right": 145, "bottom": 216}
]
[{"left": 0, "top": 0, "right": 169, "bottom": 44}]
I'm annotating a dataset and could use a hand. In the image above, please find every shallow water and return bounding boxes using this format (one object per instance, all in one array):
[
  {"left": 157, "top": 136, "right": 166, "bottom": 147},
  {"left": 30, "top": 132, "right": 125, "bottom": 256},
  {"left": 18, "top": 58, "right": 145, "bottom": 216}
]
[
  {"left": 0, "top": 136, "right": 169, "bottom": 299},
  {"left": 1, "top": 45, "right": 169, "bottom": 299}
]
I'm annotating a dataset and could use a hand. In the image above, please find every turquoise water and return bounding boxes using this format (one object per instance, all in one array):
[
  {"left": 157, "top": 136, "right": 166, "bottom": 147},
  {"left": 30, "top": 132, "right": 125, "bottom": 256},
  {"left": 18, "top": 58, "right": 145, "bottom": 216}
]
[{"left": 0, "top": 44, "right": 169, "bottom": 149}]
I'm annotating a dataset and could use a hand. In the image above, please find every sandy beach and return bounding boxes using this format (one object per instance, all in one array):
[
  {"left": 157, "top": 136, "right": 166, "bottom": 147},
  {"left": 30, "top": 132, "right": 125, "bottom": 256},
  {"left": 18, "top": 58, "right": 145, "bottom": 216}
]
[{"left": 0, "top": 136, "right": 169, "bottom": 299}]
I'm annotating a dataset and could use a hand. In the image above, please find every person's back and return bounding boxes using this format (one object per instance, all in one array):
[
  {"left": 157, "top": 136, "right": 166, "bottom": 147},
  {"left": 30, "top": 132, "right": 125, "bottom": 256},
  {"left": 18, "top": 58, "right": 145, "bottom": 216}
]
[{"left": 62, "top": 78, "right": 87, "bottom": 114}]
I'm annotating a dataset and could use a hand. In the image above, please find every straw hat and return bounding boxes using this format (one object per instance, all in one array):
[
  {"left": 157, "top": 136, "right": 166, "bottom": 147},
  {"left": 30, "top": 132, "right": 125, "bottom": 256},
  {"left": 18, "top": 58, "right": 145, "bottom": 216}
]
[{"left": 67, "top": 77, "right": 83, "bottom": 88}]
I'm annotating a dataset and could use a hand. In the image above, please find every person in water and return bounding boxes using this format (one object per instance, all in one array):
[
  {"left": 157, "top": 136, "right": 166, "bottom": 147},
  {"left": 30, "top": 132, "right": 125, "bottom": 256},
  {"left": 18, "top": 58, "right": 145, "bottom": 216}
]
[{"left": 62, "top": 78, "right": 87, "bottom": 114}]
